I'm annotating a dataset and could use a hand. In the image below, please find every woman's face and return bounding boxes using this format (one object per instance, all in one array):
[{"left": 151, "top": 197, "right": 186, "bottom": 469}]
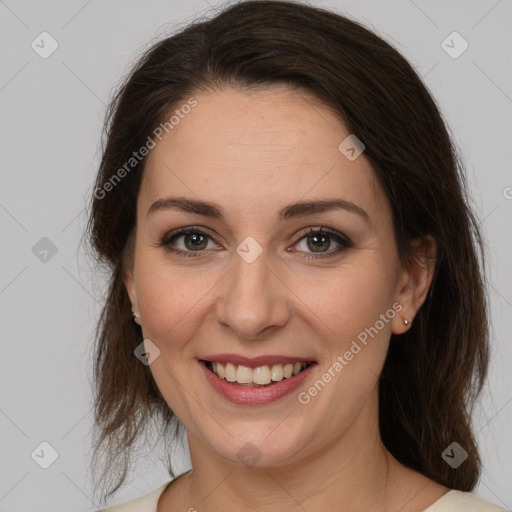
[{"left": 124, "top": 86, "right": 426, "bottom": 469}]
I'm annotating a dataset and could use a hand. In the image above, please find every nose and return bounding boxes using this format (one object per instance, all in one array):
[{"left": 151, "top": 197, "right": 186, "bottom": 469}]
[{"left": 215, "top": 248, "right": 291, "bottom": 341}]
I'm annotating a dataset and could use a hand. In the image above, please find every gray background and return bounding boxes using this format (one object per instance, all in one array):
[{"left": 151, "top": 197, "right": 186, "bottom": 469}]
[{"left": 0, "top": 0, "right": 511, "bottom": 510}]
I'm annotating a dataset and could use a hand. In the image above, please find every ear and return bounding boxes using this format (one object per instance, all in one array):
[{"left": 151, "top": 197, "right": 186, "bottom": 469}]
[
  {"left": 122, "top": 231, "right": 142, "bottom": 325},
  {"left": 123, "top": 268, "right": 142, "bottom": 325},
  {"left": 391, "top": 234, "right": 437, "bottom": 335}
]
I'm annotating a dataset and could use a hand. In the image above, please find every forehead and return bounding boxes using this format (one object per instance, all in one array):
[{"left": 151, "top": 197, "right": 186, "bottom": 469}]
[{"left": 139, "top": 86, "right": 388, "bottom": 223}]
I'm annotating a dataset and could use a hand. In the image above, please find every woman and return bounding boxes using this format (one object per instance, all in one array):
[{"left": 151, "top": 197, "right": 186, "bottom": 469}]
[{"left": 87, "top": 1, "right": 506, "bottom": 510}]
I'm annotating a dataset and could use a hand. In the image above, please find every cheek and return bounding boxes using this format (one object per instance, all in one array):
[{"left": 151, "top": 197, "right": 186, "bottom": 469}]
[
  {"left": 296, "top": 259, "right": 397, "bottom": 347},
  {"left": 135, "top": 258, "right": 220, "bottom": 350},
  {"left": 296, "top": 266, "right": 395, "bottom": 432},
  {"left": 304, "top": 262, "right": 396, "bottom": 395}
]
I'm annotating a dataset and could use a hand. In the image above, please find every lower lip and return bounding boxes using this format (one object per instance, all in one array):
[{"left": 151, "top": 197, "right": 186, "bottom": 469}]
[{"left": 199, "top": 360, "right": 317, "bottom": 405}]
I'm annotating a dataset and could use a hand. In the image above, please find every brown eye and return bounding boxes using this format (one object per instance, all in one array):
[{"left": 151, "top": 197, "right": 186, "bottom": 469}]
[
  {"left": 305, "top": 233, "right": 332, "bottom": 252},
  {"left": 182, "top": 232, "right": 208, "bottom": 251},
  {"left": 293, "top": 228, "right": 353, "bottom": 259},
  {"left": 160, "top": 228, "right": 221, "bottom": 258}
]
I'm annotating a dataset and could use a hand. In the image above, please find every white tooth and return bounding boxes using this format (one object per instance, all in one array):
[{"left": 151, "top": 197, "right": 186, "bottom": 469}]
[
  {"left": 218, "top": 361, "right": 306, "bottom": 383},
  {"left": 293, "top": 363, "right": 303, "bottom": 376},
  {"left": 216, "top": 362, "right": 225, "bottom": 379},
  {"left": 271, "top": 364, "right": 284, "bottom": 381},
  {"left": 253, "top": 365, "right": 271, "bottom": 385},
  {"left": 225, "top": 363, "right": 237, "bottom": 382},
  {"left": 236, "top": 365, "right": 253, "bottom": 384}
]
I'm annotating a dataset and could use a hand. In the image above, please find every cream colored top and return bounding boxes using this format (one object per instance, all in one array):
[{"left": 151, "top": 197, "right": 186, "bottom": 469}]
[{"left": 99, "top": 470, "right": 507, "bottom": 511}]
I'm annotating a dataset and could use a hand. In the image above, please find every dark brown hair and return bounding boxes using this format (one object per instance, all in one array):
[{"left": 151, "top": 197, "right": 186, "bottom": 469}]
[{"left": 86, "top": 0, "right": 489, "bottom": 502}]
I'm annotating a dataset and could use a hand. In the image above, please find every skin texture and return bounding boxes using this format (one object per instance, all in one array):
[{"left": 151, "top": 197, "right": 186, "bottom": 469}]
[{"left": 124, "top": 86, "right": 446, "bottom": 511}]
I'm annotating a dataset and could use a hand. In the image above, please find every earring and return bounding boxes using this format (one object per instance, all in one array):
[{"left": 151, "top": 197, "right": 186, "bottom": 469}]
[
  {"left": 404, "top": 318, "right": 410, "bottom": 326},
  {"left": 132, "top": 311, "right": 140, "bottom": 321}
]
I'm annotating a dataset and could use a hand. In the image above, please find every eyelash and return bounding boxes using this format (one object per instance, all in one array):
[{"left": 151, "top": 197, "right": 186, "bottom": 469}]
[{"left": 158, "top": 226, "right": 353, "bottom": 260}]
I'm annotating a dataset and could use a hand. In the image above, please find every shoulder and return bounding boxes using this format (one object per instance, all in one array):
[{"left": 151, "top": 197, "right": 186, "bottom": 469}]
[
  {"left": 96, "top": 481, "right": 171, "bottom": 512},
  {"left": 424, "top": 490, "right": 508, "bottom": 512},
  {"left": 96, "top": 468, "right": 192, "bottom": 511}
]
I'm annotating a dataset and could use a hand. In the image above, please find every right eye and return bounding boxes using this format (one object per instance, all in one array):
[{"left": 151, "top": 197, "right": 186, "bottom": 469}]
[{"left": 160, "top": 227, "right": 223, "bottom": 257}]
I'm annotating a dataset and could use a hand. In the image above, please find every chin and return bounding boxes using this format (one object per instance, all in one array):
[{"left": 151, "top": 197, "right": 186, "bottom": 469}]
[{"left": 201, "top": 421, "right": 315, "bottom": 469}]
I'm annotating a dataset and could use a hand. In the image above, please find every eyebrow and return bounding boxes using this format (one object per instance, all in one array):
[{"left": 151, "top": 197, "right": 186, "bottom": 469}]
[{"left": 147, "top": 196, "right": 370, "bottom": 223}]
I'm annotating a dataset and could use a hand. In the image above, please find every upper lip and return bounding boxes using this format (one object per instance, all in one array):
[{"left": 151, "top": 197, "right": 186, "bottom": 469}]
[{"left": 199, "top": 354, "right": 316, "bottom": 368}]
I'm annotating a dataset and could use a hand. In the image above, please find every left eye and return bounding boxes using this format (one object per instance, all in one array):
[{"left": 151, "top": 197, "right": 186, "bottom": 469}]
[{"left": 291, "top": 228, "right": 352, "bottom": 258}]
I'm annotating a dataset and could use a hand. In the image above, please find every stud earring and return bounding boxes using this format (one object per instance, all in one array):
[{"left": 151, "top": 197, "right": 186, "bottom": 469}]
[
  {"left": 132, "top": 311, "right": 140, "bottom": 321},
  {"left": 404, "top": 318, "right": 410, "bottom": 326}
]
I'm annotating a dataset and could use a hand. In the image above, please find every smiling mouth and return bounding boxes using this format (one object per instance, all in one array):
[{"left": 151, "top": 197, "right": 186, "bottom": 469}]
[{"left": 202, "top": 360, "right": 316, "bottom": 387}]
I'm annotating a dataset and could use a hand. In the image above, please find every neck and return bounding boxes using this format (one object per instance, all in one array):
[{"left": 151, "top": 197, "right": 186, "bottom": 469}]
[{"left": 180, "top": 392, "right": 405, "bottom": 511}]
